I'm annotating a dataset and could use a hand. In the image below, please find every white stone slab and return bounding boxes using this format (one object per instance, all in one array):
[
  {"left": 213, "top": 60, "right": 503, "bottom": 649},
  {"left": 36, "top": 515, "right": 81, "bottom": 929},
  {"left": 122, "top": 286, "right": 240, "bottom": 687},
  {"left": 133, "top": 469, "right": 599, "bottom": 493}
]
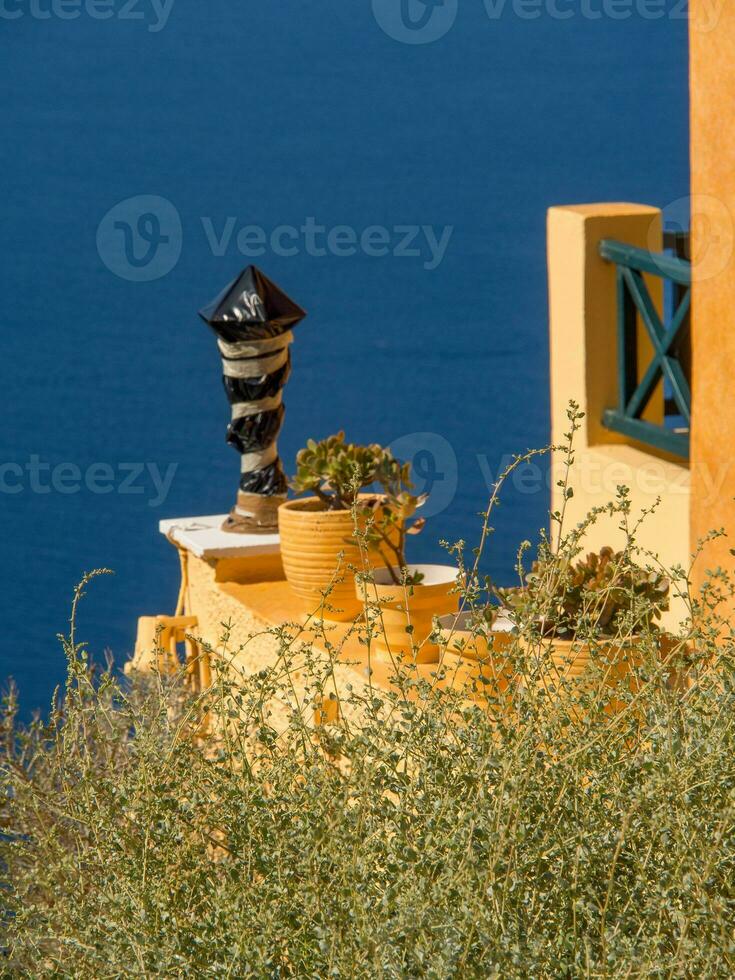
[{"left": 159, "top": 515, "right": 280, "bottom": 560}]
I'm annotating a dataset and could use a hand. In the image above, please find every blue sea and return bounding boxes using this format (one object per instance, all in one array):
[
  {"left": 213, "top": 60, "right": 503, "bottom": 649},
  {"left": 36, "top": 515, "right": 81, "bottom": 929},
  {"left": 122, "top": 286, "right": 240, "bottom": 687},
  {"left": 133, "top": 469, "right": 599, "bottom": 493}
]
[{"left": 1, "top": 1, "right": 689, "bottom": 715}]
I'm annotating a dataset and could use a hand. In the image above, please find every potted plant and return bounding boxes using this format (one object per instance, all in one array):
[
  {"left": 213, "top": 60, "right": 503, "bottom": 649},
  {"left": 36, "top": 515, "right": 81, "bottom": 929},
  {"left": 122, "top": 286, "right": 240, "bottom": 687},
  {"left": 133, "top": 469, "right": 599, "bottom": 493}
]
[
  {"left": 278, "top": 433, "right": 418, "bottom": 621},
  {"left": 497, "top": 546, "right": 670, "bottom": 701},
  {"left": 353, "top": 483, "right": 459, "bottom": 666},
  {"left": 436, "top": 607, "right": 517, "bottom": 707},
  {"left": 360, "top": 565, "right": 460, "bottom": 664}
]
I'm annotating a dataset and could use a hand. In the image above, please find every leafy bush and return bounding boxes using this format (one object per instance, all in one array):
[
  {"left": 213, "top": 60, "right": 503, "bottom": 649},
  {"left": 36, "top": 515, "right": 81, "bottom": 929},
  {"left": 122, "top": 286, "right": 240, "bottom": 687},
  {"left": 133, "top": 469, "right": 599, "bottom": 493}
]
[{"left": 2, "top": 411, "right": 735, "bottom": 977}]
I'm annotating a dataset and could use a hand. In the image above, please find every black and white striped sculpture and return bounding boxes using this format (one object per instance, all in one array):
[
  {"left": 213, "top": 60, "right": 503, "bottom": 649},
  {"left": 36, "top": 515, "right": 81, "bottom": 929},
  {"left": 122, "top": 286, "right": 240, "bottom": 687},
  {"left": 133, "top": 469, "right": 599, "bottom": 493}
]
[{"left": 199, "top": 266, "right": 306, "bottom": 534}]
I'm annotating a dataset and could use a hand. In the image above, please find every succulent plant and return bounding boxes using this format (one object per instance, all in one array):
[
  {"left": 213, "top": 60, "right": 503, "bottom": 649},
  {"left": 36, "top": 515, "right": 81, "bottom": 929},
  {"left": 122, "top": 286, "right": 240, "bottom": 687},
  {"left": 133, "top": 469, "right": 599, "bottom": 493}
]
[
  {"left": 290, "top": 432, "right": 427, "bottom": 584},
  {"left": 498, "top": 546, "right": 670, "bottom": 638},
  {"left": 291, "top": 432, "right": 403, "bottom": 510}
]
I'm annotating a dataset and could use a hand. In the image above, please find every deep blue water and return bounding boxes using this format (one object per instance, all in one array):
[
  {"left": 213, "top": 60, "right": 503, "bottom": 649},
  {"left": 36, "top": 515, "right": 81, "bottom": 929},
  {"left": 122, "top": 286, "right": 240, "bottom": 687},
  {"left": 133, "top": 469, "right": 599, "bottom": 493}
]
[{"left": 1, "top": 1, "right": 689, "bottom": 715}]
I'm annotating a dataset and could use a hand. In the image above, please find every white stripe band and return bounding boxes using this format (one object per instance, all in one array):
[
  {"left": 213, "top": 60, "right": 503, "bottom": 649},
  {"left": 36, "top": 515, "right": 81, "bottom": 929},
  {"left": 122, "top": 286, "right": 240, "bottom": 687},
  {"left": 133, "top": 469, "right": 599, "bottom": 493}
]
[
  {"left": 218, "top": 331, "right": 293, "bottom": 360},
  {"left": 240, "top": 442, "right": 278, "bottom": 472},
  {"left": 230, "top": 393, "right": 283, "bottom": 419},
  {"left": 222, "top": 348, "right": 288, "bottom": 378}
]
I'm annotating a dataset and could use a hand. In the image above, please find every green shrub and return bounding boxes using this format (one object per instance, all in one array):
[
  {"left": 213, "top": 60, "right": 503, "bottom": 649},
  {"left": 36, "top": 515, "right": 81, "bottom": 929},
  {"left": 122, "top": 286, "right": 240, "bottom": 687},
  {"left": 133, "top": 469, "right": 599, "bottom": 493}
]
[{"left": 2, "top": 411, "right": 735, "bottom": 978}]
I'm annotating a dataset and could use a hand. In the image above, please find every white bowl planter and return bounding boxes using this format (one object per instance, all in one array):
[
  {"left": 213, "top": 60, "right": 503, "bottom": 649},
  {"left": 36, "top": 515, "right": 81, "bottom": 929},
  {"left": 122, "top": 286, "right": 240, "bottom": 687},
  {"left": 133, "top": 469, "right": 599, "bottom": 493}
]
[{"left": 356, "top": 564, "right": 459, "bottom": 663}]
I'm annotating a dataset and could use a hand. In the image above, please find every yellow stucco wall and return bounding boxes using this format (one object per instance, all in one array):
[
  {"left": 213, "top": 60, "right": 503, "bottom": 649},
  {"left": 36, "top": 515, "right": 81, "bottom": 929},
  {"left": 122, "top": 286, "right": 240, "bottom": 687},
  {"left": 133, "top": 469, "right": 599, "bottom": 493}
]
[
  {"left": 182, "top": 554, "right": 385, "bottom": 728},
  {"left": 689, "top": 4, "right": 735, "bottom": 598},
  {"left": 548, "top": 203, "right": 664, "bottom": 450},
  {"left": 548, "top": 204, "right": 690, "bottom": 629}
]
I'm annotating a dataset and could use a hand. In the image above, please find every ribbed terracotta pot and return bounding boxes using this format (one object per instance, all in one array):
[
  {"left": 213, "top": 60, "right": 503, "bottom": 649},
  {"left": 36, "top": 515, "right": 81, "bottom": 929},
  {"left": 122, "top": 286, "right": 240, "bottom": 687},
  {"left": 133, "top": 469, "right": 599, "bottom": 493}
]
[
  {"left": 356, "top": 564, "right": 459, "bottom": 663},
  {"left": 279, "top": 496, "right": 388, "bottom": 621},
  {"left": 436, "top": 610, "right": 516, "bottom": 705}
]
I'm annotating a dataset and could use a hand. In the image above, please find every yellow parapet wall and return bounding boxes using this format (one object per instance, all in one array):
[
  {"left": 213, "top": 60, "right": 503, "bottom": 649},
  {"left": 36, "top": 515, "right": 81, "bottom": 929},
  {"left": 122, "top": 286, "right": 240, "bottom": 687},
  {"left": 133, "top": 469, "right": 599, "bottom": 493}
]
[
  {"left": 149, "top": 516, "right": 468, "bottom": 726},
  {"left": 547, "top": 204, "right": 690, "bottom": 630}
]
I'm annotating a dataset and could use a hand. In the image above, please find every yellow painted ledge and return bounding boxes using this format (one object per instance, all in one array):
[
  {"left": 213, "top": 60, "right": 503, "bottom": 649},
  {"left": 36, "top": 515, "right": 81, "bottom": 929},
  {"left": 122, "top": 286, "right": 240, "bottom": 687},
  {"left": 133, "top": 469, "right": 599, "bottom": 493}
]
[{"left": 185, "top": 553, "right": 446, "bottom": 698}]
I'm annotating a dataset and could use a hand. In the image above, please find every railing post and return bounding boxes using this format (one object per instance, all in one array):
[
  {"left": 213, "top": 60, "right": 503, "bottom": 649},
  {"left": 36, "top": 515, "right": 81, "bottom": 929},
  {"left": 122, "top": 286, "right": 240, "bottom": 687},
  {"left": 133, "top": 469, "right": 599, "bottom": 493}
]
[
  {"left": 547, "top": 203, "right": 664, "bottom": 453},
  {"left": 617, "top": 264, "right": 638, "bottom": 415}
]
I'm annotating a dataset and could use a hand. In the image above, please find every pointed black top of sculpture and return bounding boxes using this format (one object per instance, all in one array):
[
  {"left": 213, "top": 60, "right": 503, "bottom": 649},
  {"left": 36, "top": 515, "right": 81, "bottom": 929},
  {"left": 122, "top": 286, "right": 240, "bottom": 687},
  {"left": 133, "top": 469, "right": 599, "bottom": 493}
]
[{"left": 199, "top": 266, "right": 306, "bottom": 343}]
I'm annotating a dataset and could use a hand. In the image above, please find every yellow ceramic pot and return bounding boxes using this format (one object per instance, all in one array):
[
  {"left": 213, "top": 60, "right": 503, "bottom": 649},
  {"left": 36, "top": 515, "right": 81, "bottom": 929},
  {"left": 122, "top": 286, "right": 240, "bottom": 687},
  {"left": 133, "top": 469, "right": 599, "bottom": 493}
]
[
  {"left": 279, "top": 496, "right": 388, "bottom": 621},
  {"left": 539, "top": 637, "right": 640, "bottom": 679},
  {"left": 357, "top": 564, "right": 459, "bottom": 663},
  {"left": 436, "top": 610, "right": 516, "bottom": 705},
  {"left": 530, "top": 636, "right": 644, "bottom": 717}
]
